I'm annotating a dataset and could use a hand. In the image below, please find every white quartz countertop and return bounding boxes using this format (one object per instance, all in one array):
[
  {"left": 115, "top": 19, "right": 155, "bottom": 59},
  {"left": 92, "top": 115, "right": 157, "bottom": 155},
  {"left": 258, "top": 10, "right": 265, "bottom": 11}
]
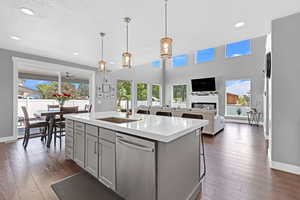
[{"left": 65, "top": 111, "right": 208, "bottom": 142}]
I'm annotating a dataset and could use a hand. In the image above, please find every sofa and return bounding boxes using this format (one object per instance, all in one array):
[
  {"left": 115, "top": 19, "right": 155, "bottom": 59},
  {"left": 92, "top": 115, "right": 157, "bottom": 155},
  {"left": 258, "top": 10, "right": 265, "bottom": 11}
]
[{"left": 135, "top": 106, "right": 225, "bottom": 135}]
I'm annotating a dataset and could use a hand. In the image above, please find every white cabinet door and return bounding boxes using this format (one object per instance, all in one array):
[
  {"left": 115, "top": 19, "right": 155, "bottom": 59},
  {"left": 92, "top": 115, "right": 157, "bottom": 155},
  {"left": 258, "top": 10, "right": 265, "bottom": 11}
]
[
  {"left": 99, "top": 139, "right": 116, "bottom": 190},
  {"left": 85, "top": 134, "right": 98, "bottom": 177},
  {"left": 74, "top": 130, "right": 85, "bottom": 168}
]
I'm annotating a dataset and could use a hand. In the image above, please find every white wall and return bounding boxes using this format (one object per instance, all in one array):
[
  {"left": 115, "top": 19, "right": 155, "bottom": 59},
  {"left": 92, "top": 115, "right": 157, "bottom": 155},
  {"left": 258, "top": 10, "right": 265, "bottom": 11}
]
[
  {"left": 165, "top": 36, "right": 266, "bottom": 116},
  {"left": 272, "top": 13, "right": 300, "bottom": 168}
]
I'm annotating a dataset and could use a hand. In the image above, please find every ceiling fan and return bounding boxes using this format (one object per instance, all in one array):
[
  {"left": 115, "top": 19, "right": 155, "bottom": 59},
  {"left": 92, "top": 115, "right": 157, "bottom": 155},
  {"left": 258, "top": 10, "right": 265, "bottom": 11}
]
[{"left": 64, "top": 72, "right": 74, "bottom": 80}]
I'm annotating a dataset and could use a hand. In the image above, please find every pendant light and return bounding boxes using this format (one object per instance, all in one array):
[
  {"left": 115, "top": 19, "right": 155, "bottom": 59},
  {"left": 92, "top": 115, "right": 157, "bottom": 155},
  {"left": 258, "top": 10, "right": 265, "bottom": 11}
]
[
  {"left": 160, "top": 0, "right": 173, "bottom": 59},
  {"left": 122, "top": 17, "right": 132, "bottom": 68},
  {"left": 98, "top": 32, "right": 106, "bottom": 72}
]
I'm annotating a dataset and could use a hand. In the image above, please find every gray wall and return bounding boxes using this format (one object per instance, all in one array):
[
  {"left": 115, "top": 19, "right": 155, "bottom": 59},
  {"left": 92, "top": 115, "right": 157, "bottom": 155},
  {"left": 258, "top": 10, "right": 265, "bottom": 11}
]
[
  {"left": 165, "top": 36, "right": 266, "bottom": 116},
  {"left": 272, "top": 13, "right": 300, "bottom": 167},
  {"left": 0, "top": 48, "right": 95, "bottom": 139}
]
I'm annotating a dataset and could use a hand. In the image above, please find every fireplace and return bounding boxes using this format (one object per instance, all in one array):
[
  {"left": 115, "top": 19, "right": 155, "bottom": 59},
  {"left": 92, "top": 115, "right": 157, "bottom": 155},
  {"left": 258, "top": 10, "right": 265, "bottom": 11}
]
[
  {"left": 192, "top": 102, "right": 217, "bottom": 110},
  {"left": 190, "top": 94, "right": 219, "bottom": 113}
]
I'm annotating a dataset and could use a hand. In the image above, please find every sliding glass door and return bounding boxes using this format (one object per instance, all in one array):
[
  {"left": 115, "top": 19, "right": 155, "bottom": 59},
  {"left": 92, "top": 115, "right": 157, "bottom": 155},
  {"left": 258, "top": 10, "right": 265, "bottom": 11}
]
[{"left": 225, "top": 79, "right": 251, "bottom": 117}]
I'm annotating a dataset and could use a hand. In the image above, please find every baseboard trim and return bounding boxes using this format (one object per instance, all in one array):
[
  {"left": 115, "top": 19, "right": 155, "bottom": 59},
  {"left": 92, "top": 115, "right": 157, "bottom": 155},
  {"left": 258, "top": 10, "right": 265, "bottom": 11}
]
[
  {"left": 186, "top": 181, "right": 202, "bottom": 200},
  {"left": 0, "top": 136, "right": 18, "bottom": 143},
  {"left": 271, "top": 161, "right": 300, "bottom": 175}
]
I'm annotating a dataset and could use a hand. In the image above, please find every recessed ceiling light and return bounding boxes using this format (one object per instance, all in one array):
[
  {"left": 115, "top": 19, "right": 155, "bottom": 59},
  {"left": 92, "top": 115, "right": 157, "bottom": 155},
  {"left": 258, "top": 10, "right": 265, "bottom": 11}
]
[
  {"left": 20, "top": 7, "right": 35, "bottom": 16},
  {"left": 73, "top": 52, "right": 79, "bottom": 56},
  {"left": 10, "top": 36, "right": 21, "bottom": 40},
  {"left": 235, "top": 22, "right": 245, "bottom": 28}
]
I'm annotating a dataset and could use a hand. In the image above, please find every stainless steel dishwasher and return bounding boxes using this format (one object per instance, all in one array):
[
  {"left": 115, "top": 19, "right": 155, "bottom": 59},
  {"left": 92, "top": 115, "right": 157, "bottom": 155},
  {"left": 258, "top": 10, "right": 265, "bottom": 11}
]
[{"left": 116, "top": 133, "right": 156, "bottom": 200}]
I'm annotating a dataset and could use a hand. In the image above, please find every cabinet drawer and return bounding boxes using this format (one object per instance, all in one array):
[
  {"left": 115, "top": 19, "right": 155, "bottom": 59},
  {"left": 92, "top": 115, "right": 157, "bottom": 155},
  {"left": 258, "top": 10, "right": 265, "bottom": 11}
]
[
  {"left": 65, "top": 146, "right": 73, "bottom": 159},
  {"left": 74, "top": 129, "right": 84, "bottom": 137},
  {"left": 65, "top": 136, "right": 74, "bottom": 148},
  {"left": 100, "top": 128, "right": 116, "bottom": 143},
  {"left": 74, "top": 121, "right": 85, "bottom": 131},
  {"left": 66, "top": 127, "right": 73, "bottom": 137},
  {"left": 86, "top": 124, "right": 98, "bottom": 137},
  {"left": 66, "top": 119, "right": 73, "bottom": 128}
]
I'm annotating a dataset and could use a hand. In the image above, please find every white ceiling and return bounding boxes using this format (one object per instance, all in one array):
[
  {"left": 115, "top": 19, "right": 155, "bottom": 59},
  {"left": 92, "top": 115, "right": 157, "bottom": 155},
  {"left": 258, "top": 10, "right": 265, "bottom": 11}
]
[{"left": 1, "top": 0, "right": 300, "bottom": 70}]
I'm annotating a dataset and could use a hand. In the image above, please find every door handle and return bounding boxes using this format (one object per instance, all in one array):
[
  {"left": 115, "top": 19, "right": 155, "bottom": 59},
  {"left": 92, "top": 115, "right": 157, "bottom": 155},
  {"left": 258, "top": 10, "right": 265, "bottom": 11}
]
[{"left": 117, "top": 138, "right": 154, "bottom": 152}]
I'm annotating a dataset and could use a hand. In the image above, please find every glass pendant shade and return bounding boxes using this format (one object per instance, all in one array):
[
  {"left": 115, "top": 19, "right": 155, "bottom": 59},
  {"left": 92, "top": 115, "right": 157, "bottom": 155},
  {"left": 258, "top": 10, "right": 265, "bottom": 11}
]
[
  {"left": 98, "top": 60, "right": 106, "bottom": 72},
  {"left": 98, "top": 32, "right": 107, "bottom": 72},
  {"left": 122, "top": 52, "right": 132, "bottom": 68},
  {"left": 160, "top": 37, "right": 173, "bottom": 59}
]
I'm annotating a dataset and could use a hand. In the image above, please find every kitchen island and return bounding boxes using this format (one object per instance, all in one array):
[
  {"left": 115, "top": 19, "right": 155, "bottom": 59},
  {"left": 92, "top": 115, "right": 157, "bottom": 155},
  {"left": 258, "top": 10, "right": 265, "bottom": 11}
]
[{"left": 64, "top": 111, "right": 208, "bottom": 200}]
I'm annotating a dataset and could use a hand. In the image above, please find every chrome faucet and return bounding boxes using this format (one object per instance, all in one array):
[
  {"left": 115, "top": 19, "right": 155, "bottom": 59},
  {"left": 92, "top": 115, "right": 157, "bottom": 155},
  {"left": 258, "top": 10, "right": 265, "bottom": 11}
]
[{"left": 118, "top": 95, "right": 131, "bottom": 118}]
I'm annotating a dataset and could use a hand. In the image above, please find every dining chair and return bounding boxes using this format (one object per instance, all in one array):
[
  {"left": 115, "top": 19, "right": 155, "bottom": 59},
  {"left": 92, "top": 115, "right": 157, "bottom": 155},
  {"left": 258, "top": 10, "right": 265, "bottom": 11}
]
[
  {"left": 181, "top": 113, "right": 206, "bottom": 181},
  {"left": 48, "top": 105, "right": 60, "bottom": 111},
  {"left": 156, "top": 111, "right": 172, "bottom": 117},
  {"left": 85, "top": 104, "right": 92, "bottom": 113},
  {"left": 54, "top": 106, "right": 78, "bottom": 148},
  {"left": 21, "top": 106, "right": 49, "bottom": 149},
  {"left": 137, "top": 110, "right": 150, "bottom": 114}
]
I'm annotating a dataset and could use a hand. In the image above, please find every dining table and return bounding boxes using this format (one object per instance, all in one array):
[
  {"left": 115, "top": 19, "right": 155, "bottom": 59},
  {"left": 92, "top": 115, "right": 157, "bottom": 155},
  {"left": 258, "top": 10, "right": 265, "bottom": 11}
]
[{"left": 35, "top": 109, "right": 88, "bottom": 148}]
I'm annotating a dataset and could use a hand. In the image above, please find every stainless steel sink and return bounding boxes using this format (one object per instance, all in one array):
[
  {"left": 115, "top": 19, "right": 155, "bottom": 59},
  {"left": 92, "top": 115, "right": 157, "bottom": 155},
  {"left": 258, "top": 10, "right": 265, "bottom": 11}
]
[{"left": 97, "top": 117, "right": 139, "bottom": 124}]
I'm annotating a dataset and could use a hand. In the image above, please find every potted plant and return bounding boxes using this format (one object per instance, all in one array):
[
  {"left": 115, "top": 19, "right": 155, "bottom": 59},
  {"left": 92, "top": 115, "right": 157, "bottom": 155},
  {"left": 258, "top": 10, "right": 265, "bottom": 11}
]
[
  {"left": 53, "top": 93, "right": 72, "bottom": 107},
  {"left": 236, "top": 108, "right": 242, "bottom": 116}
]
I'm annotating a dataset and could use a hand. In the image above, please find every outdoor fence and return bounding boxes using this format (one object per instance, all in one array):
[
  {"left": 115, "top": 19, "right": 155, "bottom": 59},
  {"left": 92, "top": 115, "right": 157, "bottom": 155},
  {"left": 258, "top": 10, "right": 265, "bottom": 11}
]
[
  {"left": 226, "top": 104, "right": 250, "bottom": 117},
  {"left": 18, "top": 99, "right": 90, "bottom": 118}
]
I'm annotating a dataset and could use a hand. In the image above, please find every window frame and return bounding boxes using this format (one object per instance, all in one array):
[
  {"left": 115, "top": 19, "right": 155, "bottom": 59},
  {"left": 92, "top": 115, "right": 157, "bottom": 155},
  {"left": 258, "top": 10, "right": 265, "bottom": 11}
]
[
  {"left": 151, "top": 84, "right": 162, "bottom": 106},
  {"left": 194, "top": 48, "right": 215, "bottom": 64},
  {"left": 151, "top": 60, "right": 161, "bottom": 67},
  {"left": 171, "top": 84, "right": 188, "bottom": 108},
  {"left": 136, "top": 82, "right": 148, "bottom": 107},
  {"left": 225, "top": 39, "right": 252, "bottom": 58},
  {"left": 172, "top": 54, "right": 188, "bottom": 68},
  {"left": 116, "top": 80, "right": 133, "bottom": 110},
  {"left": 224, "top": 78, "right": 252, "bottom": 118}
]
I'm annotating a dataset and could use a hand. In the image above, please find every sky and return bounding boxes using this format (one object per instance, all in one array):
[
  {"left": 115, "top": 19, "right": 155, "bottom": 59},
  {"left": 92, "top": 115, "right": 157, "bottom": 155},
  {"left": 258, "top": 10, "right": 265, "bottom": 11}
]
[
  {"left": 226, "top": 80, "right": 251, "bottom": 96},
  {"left": 23, "top": 80, "right": 52, "bottom": 90},
  {"left": 22, "top": 79, "right": 81, "bottom": 90}
]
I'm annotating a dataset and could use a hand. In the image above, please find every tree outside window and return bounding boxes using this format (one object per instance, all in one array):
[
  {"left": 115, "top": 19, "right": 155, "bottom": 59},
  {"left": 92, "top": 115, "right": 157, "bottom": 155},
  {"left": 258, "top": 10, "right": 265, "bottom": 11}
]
[
  {"left": 152, "top": 85, "right": 161, "bottom": 106},
  {"left": 172, "top": 85, "right": 187, "bottom": 108},
  {"left": 117, "top": 80, "right": 132, "bottom": 111},
  {"left": 137, "top": 83, "right": 148, "bottom": 107}
]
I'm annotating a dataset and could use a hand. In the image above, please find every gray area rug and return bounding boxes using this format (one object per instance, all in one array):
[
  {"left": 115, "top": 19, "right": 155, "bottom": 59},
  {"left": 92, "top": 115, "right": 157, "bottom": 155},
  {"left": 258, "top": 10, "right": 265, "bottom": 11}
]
[{"left": 51, "top": 172, "right": 123, "bottom": 200}]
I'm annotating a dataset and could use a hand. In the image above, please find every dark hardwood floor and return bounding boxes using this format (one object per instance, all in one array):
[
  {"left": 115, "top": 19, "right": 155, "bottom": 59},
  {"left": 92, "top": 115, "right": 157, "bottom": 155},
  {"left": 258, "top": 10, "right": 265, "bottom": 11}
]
[{"left": 0, "top": 123, "right": 299, "bottom": 200}]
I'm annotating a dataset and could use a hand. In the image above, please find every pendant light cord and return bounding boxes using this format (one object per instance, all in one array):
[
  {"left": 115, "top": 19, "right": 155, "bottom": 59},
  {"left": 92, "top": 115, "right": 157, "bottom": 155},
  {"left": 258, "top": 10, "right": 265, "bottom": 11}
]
[
  {"left": 101, "top": 37, "right": 104, "bottom": 60},
  {"left": 126, "top": 21, "right": 129, "bottom": 52},
  {"left": 165, "top": 0, "right": 168, "bottom": 37},
  {"left": 100, "top": 32, "right": 105, "bottom": 61}
]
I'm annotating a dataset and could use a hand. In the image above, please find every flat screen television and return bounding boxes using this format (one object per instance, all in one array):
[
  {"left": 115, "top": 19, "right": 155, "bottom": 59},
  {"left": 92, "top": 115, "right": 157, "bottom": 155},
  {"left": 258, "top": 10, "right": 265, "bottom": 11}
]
[{"left": 191, "top": 77, "right": 216, "bottom": 92}]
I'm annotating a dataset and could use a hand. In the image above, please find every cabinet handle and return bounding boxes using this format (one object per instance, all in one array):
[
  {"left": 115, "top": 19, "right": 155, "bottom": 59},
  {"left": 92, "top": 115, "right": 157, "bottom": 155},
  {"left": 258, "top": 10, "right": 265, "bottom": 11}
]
[
  {"left": 196, "top": 129, "right": 201, "bottom": 136},
  {"left": 94, "top": 141, "right": 97, "bottom": 154},
  {"left": 117, "top": 138, "right": 154, "bottom": 152}
]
